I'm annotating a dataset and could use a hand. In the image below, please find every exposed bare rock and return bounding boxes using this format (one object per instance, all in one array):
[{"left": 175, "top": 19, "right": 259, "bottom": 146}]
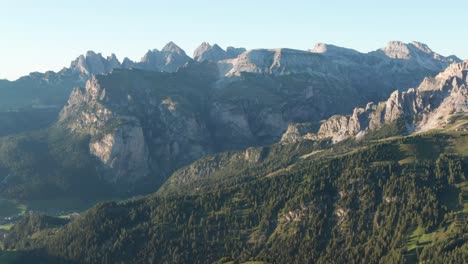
[
  {"left": 137, "top": 42, "right": 192, "bottom": 73},
  {"left": 193, "top": 42, "right": 227, "bottom": 62},
  {"left": 194, "top": 42, "right": 246, "bottom": 62},
  {"left": 121, "top": 57, "right": 135, "bottom": 69},
  {"left": 219, "top": 48, "right": 325, "bottom": 77},
  {"left": 283, "top": 61, "right": 468, "bottom": 143},
  {"left": 59, "top": 77, "right": 150, "bottom": 182},
  {"left": 89, "top": 120, "right": 149, "bottom": 183},
  {"left": 281, "top": 123, "right": 318, "bottom": 143},
  {"left": 59, "top": 64, "right": 219, "bottom": 184},
  {"left": 70, "top": 51, "right": 122, "bottom": 77}
]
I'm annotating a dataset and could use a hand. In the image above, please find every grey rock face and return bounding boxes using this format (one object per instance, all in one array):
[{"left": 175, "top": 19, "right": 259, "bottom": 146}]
[
  {"left": 57, "top": 41, "right": 464, "bottom": 188},
  {"left": 69, "top": 41, "right": 192, "bottom": 78},
  {"left": 371, "top": 41, "right": 460, "bottom": 72},
  {"left": 193, "top": 42, "right": 246, "bottom": 62},
  {"left": 213, "top": 42, "right": 459, "bottom": 147},
  {"left": 70, "top": 51, "right": 122, "bottom": 76},
  {"left": 137, "top": 41, "right": 192, "bottom": 72},
  {"left": 59, "top": 64, "right": 218, "bottom": 184},
  {"left": 226, "top": 46, "right": 246, "bottom": 58},
  {"left": 282, "top": 60, "right": 468, "bottom": 143},
  {"left": 220, "top": 41, "right": 460, "bottom": 88},
  {"left": 121, "top": 57, "right": 135, "bottom": 69},
  {"left": 193, "top": 42, "right": 227, "bottom": 62}
]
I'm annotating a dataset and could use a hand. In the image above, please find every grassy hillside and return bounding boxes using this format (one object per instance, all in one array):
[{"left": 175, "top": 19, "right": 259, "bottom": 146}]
[
  {"left": 0, "top": 126, "right": 112, "bottom": 200},
  {"left": 2, "top": 131, "right": 466, "bottom": 263}
]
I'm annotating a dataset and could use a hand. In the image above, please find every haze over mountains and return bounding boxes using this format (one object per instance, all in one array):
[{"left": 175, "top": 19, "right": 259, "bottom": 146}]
[
  {"left": 0, "top": 40, "right": 467, "bottom": 264},
  {"left": 0, "top": 40, "right": 463, "bottom": 199}
]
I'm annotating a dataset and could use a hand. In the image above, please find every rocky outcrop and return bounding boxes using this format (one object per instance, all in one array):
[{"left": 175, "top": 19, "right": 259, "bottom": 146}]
[
  {"left": 282, "top": 61, "right": 468, "bottom": 143},
  {"left": 280, "top": 123, "right": 318, "bottom": 143},
  {"left": 371, "top": 41, "right": 459, "bottom": 72},
  {"left": 219, "top": 41, "right": 460, "bottom": 90},
  {"left": 219, "top": 48, "right": 326, "bottom": 76},
  {"left": 193, "top": 42, "right": 227, "bottom": 62},
  {"left": 137, "top": 42, "right": 192, "bottom": 72},
  {"left": 89, "top": 120, "right": 149, "bottom": 183},
  {"left": 193, "top": 42, "right": 246, "bottom": 62},
  {"left": 69, "top": 41, "right": 192, "bottom": 78},
  {"left": 70, "top": 51, "right": 122, "bottom": 76},
  {"left": 59, "top": 77, "right": 150, "bottom": 183},
  {"left": 42, "top": 41, "right": 466, "bottom": 188},
  {"left": 59, "top": 63, "right": 219, "bottom": 184}
]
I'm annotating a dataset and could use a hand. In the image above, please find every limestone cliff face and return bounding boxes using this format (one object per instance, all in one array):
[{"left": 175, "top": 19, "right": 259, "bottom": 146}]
[
  {"left": 89, "top": 122, "right": 148, "bottom": 183},
  {"left": 70, "top": 51, "right": 123, "bottom": 77},
  {"left": 219, "top": 49, "right": 326, "bottom": 77},
  {"left": 282, "top": 61, "right": 468, "bottom": 143},
  {"left": 214, "top": 42, "right": 459, "bottom": 146},
  {"left": 218, "top": 41, "right": 459, "bottom": 92},
  {"left": 59, "top": 77, "right": 150, "bottom": 183},
  {"left": 59, "top": 65, "right": 218, "bottom": 184},
  {"left": 138, "top": 42, "right": 192, "bottom": 72},
  {"left": 193, "top": 42, "right": 246, "bottom": 62},
  {"left": 57, "top": 42, "right": 463, "bottom": 187}
]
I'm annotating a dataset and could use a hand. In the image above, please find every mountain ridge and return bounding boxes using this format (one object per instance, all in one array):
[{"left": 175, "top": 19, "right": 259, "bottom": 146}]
[
  {"left": 0, "top": 41, "right": 463, "bottom": 199},
  {"left": 282, "top": 60, "right": 468, "bottom": 143}
]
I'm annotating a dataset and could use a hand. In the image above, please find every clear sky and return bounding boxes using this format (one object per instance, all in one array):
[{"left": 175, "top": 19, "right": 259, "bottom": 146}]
[{"left": 1, "top": 0, "right": 467, "bottom": 80}]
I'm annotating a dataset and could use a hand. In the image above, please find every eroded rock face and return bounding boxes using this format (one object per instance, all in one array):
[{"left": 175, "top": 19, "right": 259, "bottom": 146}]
[
  {"left": 59, "top": 65, "right": 218, "bottom": 184},
  {"left": 281, "top": 123, "right": 318, "bottom": 143},
  {"left": 283, "top": 61, "right": 468, "bottom": 143},
  {"left": 70, "top": 51, "right": 122, "bottom": 77},
  {"left": 89, "top": 121, "right": 148, "bottom": 183},
  {"left": 193, "top": 42, "right": 246, "bottom": 62},
  {"left": 60, "top": 77, "right": 150, "bottom": 183},
  {"left": 59, "top": 43, "right": 463, "bottom": 188},
  {"left": 137, "top": 42, "right": 192, "bottom": 72}
]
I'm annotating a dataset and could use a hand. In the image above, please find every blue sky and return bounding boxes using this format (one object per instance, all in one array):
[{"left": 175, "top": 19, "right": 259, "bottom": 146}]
[{"left": 1, "top": 0, "right": 467, "bottom": 80}]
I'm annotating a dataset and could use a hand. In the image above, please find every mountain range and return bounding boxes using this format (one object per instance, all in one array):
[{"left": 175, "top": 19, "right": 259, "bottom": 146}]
[
  {"left": 0, "top": 41, "right": 463, "bottom": 199},
  {"left": 0, "top": 40, "right": 466, "bottom": 264}
]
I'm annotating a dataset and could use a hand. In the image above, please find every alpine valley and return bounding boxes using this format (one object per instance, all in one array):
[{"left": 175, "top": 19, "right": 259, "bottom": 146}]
[{"left": 0, "top": 41, "right": 466, "bottom": 264}]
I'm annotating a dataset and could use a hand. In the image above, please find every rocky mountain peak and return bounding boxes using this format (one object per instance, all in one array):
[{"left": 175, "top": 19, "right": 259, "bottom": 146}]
[
  {"left": 70, "top": 51, "right": 122, "bottom": 76},
  {"left": 435, "top": 60, "right": 468, "bottom": 80},
  {"left": 411, "top": 41, "right": 433, "bottom": 54},
  {"left": 106, "top": 53, "right": 121, "bottom": 72},
  {"left": 141, "top": 49, "right": 160, "bottom": 62},
  {"left": 162, "top": 41, "right": 186, "bottom": 55},
  {"left": 378, "top": 41, "right": 461, "bottom": 63},
  {"left": 121, "top": 57, "right": 135, "bottom": 68},
  {"left": 193, "top": 42, "right": 227, "bottom": 62},
  {"left": 137, "top": 43, "right": 191, "bottom": 73},
  {"left": 282, "top": 60, "right": 468, "bottom": 143},
  {"left": 194, "top": 42, "right": 246, "bottom": 62},
  {"left": 196, "top": 42, "right": 212, "bottom": 51},
  {"left": 310, "top": 43, "right": 361, "bottom": 59},
  {"left": 381, "top": 41, "right": 412, "bottom": 59}
]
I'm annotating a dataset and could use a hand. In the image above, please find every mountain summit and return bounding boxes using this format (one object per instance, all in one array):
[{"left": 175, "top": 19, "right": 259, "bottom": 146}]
[
  {"left": 193, "top": 42, "right": 246, "bottom": 62},
  {"left": 282, "top": 60, "right": 468, "bottom": 143},
  {"left": 70, "top": 51, "right": 122, "bottom": 76}
]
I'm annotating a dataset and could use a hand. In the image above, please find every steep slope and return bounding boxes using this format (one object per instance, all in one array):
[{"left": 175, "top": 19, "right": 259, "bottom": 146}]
[
  {"left": 69, "top": 51, "right": 122, "bottom": 77},
  {"left": 212, "top": 42, "right": 459, "bottom": 147},
  {"left": 193, "top": 42, "right": 246, "bottom": 62},
  {"left": 136, "top": 42, "right": 192, "bottom": 72},
  {"left": 0, "top": 42, "right": 194, "bottom": 137},
  {"left": 282, "top": 60, "right": 468, "bottom": 143},
  {"left": 5, "top": 131, "right": 467, "bottom": 263},
  {"left": 0, "top": 41, "right": 461, "bottom": 201},
  {"left": 0, "top": 71, "right": 85, "bottom": 136},
  {"left": 58, "top": 62, "right": 219, "bottom": 185}
]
